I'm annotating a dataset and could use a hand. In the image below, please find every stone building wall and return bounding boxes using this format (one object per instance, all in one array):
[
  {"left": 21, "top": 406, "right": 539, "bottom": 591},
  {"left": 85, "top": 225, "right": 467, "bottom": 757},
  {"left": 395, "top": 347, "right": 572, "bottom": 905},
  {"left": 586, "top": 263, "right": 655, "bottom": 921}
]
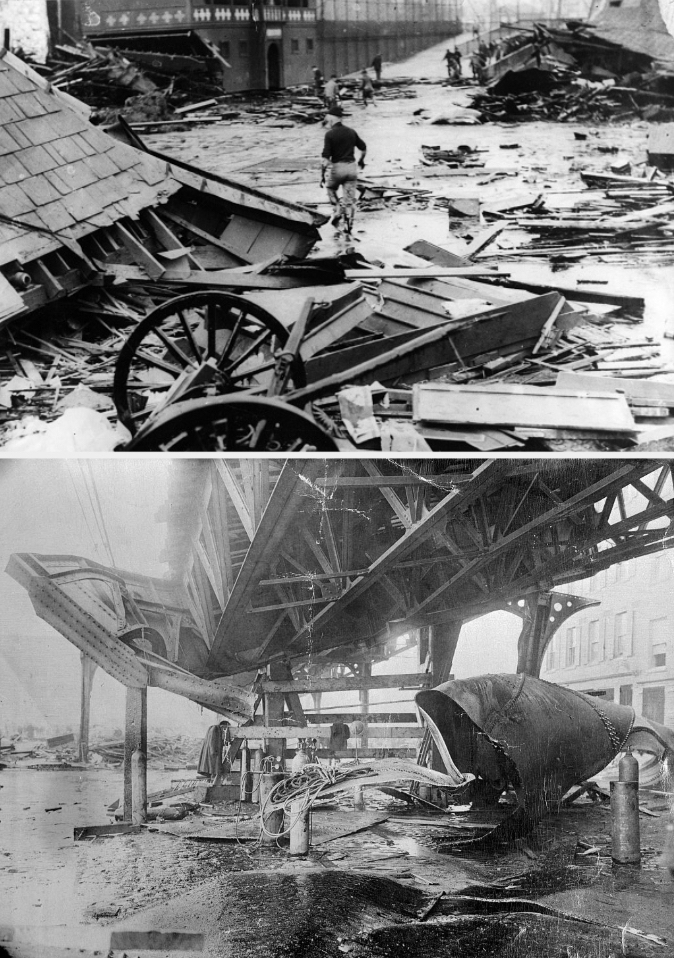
[{"left": 0, "top": 0, "right": 49, "bottom": 62}]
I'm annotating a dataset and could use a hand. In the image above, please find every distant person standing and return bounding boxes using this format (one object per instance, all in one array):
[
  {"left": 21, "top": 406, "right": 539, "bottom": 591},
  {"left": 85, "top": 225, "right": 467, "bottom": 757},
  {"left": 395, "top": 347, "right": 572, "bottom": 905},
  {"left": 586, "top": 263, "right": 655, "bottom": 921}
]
[
  {"left": 323, "top": 73, "right": 340, "bottom": 110},
  {"left": 320, "top": 106, "right": 367, "bottom": 235},
  {"left": 311, "top": 65, "right": 323, "bottom": 97},
  {"left": 442, "top": 48, "right": 453, "bottom": 78},
  {"left": 372, "top": 52, "right": 383, "bottom": 82},
  {"left": 360, "top": 69, "right": 376, "bottom": 107}
]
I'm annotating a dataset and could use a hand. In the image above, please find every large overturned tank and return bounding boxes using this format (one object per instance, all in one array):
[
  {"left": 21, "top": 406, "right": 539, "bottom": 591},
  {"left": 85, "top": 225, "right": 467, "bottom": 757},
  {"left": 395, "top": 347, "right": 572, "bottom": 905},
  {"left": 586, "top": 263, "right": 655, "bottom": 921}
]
[{"left": 416, "top": 674, "right": 674, "bottom": 839}]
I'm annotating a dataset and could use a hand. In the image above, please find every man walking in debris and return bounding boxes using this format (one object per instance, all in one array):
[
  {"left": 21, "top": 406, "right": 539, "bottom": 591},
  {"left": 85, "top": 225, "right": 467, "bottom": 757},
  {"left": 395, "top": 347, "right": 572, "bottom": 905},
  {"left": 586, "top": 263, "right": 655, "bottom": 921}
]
[
  {"left": 312, "top": 64, "right": 324, "bottom": 97},
  {"left": 372, "top": 52, "right": 383, "bottom": 82},
  {"left": 320, "top": 106, "right": 367, "bottom": 235},
  {"left": 324, "top": 73, "right": 340, "bottom": 110},
  {"left": 360, "top": 69, "right": 376, "bottom": 107}
]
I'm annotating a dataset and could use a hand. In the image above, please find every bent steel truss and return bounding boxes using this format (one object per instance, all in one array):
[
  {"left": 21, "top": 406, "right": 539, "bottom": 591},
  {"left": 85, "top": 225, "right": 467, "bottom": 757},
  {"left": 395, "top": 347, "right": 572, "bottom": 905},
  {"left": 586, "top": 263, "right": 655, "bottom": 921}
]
[{"left": 7, "top": 459, "right": 674, "bottom": 696}]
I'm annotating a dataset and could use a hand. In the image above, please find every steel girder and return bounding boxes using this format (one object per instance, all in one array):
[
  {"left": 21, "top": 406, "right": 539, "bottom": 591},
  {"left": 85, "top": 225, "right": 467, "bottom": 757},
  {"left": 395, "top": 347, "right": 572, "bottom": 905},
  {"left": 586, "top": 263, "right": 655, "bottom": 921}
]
[{"left": 8, "top": 459, "right": 674, "bottom": 683}]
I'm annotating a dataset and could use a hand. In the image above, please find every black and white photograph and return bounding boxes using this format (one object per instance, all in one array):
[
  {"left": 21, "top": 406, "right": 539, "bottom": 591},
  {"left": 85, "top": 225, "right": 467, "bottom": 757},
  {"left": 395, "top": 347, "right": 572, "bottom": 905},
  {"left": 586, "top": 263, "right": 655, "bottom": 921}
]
[
  {"left": 1, "top": 0, "right": 674, "bottom": 451},
  {"left": 1, "top": 457, "right": 673, "bottom": 956}
]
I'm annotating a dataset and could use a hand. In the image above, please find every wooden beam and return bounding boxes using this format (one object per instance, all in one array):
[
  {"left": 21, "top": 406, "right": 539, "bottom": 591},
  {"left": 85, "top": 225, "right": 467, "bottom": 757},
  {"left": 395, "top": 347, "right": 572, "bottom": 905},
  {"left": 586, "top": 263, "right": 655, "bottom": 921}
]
[
  {"left": 231, "top": 727, "right": 330, "bottom": 740},
  {"left": 296, "top": 712, "right": 419, "bottom": 724},
  {"left": 258, "top": 673, "right": 432, "bottom": 693}
]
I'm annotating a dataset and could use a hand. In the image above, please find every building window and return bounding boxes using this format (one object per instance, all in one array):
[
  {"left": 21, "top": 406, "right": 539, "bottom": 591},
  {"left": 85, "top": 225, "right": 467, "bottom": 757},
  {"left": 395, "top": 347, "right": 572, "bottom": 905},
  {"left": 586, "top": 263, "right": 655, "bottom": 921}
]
[
  {"left": 565, "top": 627, "right": 577, "bottom": 668},
  {"left": 239, "top": 40, "right": 248, "bottom": 56},
  {"left": 545, "top": 640, "right": 555, "bottom": 671},
  {"left": 614, "top": 611, "right": 629, "bottom": 657},
  {"left": 306, "top": 37, "right": 314, "bottom": 52},
  {"left": 589, "top": 619, "right": 601, "bottom": 663},
  {"left": 220, "top": 40, "right": 231, "bottom": 60},
  {"left": 291, "top": 38, "right": 300, "bottom": 53},
  {"left": 642, "top": 686, "right": 665, "bottom": 724},
  {"left": 650, "top": 616, "right": 668, "bottom": 668},
  {"left": 619, "top": 685, "right": 633, "bottom": 707}
]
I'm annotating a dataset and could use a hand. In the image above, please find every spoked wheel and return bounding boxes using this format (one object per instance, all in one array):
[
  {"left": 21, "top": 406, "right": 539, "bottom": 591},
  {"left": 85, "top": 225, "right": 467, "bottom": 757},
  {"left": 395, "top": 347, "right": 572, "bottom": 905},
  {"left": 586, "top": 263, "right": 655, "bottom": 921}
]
[
  {"left": 113, "top": 291, "right": 306, "bottom": 435},
  {"left": 123, "top": 396, "right": 340, "bottom": 452}
]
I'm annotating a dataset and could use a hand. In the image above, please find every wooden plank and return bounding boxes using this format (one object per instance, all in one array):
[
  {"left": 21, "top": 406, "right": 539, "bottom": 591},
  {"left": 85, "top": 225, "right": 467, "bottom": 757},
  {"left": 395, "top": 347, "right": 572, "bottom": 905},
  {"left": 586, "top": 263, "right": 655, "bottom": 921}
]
[
  {"left": 300, "top": 292, "right": 570, "bottom": 394},
  {"left": 231, "top": 727, "right": 330, "bottom": 740},
  {"left": 345, "top": 266, "right": 503, "bottom": 279},
  {"left": 297, "top": 712, "right": 419, "bottom": 723},
  {"left": 259, "top": 674, "right": 432, "bottom": 693},
  {"left": 74, "top": 823, "right": 142, "bottom": 839},
  {"left": 413, "top": 382, "right": 637, "bottom": 433},
  {"left": 556, "top": 371, "right": 674, "bottom": 406},
  {"left": 161, "top": 210, "right": 251, "bottom": 265},
  {"left": 115, "top": 223, "right": 165, "bottom": 281},
  {"left": 464, "top": 223, "right": 506, "bottom": 259},
  {"left": 404, "top": 239, "right": 470, "bottom": 267}
]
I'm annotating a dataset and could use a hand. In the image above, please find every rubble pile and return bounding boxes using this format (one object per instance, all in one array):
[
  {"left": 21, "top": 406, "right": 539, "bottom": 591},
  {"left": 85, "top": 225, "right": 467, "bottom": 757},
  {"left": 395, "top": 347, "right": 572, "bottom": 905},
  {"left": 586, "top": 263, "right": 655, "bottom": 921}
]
[
  {"left": 3, "top": 45, "right": 674, "bottom": 452},
  {"left": 469, "top": 23, "right": 674, "bottom": 124},
  {"left": 44, "top": 40, "right": 225, "bottom": 114},
  {"left": 89, "top": 733, "right": 202, "bottom": 768}
]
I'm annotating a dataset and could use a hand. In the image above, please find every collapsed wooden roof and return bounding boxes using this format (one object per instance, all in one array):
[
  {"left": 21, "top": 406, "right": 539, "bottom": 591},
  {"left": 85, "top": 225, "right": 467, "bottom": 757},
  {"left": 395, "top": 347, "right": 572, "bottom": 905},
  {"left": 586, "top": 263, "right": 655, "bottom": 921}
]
[
  {"left": 0, "top": 50, "right": 325, "bottom": 326},
  {"left": 7, "top": 459, "right": 674, "bottom": 712}
]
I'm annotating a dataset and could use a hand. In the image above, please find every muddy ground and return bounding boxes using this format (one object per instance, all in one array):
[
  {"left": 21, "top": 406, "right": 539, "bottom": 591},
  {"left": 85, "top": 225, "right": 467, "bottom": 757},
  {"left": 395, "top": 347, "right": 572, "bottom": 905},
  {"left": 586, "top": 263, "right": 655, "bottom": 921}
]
[
  {"left": 144, "top": 39, "right": 674, "bottom": 358},
  {"left": 1, "top": 764, "right": 673, "bottom": 957}
]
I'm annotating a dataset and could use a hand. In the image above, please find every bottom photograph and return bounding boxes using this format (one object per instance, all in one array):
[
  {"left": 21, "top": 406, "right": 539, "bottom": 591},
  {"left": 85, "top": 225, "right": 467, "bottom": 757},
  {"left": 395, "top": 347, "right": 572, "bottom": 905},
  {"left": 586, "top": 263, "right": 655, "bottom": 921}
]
[{"left": 1, "top": 457, "right": 673, "bottom": 958}]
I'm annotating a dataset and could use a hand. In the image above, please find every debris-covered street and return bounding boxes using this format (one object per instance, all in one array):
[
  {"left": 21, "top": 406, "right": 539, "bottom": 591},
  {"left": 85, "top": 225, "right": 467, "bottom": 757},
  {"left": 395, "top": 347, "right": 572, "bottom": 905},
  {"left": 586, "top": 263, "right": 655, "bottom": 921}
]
[
  {"left": 2, "top": 757, "right": 674, "bottom": 957},
  {"left": 2, "top": 458, "right": 674, "bottom": 957},
  {"left": 3, "top": 26, "right": 674, "bottom": 450}
]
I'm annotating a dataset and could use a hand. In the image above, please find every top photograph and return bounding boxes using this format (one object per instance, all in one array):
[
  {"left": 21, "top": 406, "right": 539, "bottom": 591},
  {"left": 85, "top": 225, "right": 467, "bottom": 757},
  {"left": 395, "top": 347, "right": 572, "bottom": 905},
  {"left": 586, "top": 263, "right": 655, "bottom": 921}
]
[{"left": 1, "top": 0, "right": 673, "bottom": 452}]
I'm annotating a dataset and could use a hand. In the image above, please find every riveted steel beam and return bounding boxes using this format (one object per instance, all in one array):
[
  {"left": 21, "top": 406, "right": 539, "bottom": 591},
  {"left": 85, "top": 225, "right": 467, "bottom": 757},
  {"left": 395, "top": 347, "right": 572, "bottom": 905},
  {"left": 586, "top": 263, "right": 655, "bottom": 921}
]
[{"left": 27, "top": 577, "right": 147, "bottom": 688}]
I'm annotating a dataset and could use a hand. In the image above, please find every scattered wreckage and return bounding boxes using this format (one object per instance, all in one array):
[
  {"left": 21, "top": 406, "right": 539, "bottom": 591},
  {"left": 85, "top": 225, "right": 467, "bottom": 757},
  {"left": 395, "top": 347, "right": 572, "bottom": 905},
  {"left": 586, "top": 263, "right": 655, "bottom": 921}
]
[
  {"left": 471, "top": 18, "right": 674, "bottom": 123},
  {"left": 3, "top": 46, "right": 674, "bottom": 450},
  {"left": 415, "top": 673, "right": 674, "bottom": 841}
]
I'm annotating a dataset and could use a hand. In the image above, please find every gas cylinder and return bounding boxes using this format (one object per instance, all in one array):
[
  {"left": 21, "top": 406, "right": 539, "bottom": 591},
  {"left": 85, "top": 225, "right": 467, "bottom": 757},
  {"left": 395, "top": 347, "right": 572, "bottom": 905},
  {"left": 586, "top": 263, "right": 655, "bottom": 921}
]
[{"left": 611, "top": 749, "right": 640, "bottom": 865}]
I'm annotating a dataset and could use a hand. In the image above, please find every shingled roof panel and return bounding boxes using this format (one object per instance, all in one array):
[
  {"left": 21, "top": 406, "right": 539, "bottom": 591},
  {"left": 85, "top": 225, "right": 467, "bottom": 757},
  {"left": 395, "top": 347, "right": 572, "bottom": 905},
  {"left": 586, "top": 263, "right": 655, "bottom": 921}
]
[{"left": 0, "top": 49, "right": 181, "bottom": 268}]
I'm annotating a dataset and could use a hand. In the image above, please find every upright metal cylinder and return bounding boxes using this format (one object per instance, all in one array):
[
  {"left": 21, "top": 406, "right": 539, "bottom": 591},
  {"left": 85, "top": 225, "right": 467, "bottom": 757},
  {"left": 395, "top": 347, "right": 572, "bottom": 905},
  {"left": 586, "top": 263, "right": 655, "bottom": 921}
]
[
  {"left": 619, "top": 750, "right": 639, "bottom": 782},
  {"left": 251, "top": 748, "right": 263, "bottom": 803},
  {"left": 260, "top": 771, "right": 284, "bottom": 844},
  {"left": 611, "top": 781, "right": 640, "bottom": 864},
  {"left": 289, "top": 799, "right": 310, "bottom": 855},
  {"left": 353, "top": 784, "right": 365, "bottom": 810},
  {"left": 240, "top": 746, "right": 253, "bottom": 803},
  {"left": 131, "top": 748, "right": 147, "bottom": 825}
]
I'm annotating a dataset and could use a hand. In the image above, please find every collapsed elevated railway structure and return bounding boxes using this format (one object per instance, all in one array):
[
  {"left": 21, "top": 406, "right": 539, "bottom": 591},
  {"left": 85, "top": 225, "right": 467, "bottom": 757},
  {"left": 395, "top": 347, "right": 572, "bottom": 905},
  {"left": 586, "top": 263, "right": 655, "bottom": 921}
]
[{"left": 7, "top": 458, "right": 674, "bottom": 821}]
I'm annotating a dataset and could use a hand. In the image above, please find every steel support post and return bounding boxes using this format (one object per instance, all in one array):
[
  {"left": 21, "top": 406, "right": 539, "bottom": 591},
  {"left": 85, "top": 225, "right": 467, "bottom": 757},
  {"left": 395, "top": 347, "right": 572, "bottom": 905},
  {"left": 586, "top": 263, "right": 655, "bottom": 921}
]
[
  {"left": 429, "top": 622, "right": 462, "bottom": 772},
  {"left": 78, "top": 653, "right": 97, "bottom": 763},
  {"left": 516, "top": 593, "right": 552, "bottom": 677},
  {"left": 264, "top": 661, "right": 286, "bottom": 764},
  {"left": 359, "top": 660, "right": 371, "bottom": 748},
  {"left": 123, "top": 686, "right": 147, "bottom": 822}
]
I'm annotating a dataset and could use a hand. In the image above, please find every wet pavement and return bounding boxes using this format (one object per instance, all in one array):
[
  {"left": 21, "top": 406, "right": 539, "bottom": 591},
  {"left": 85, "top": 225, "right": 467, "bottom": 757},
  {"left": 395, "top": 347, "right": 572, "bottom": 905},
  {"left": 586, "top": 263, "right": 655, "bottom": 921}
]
[
  {"left": 145, "top": 39, "right": 674, "bottom": 361},
  {"left": 2, "top": 763, "right": 673, "bottom": 957}
]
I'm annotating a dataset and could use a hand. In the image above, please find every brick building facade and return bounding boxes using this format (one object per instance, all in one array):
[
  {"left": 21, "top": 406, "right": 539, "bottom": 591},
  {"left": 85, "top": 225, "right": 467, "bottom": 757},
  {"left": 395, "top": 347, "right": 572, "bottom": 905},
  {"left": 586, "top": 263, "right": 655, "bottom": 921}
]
[{"left": 540, "top": 551, "right": 674, "bottom": 727}]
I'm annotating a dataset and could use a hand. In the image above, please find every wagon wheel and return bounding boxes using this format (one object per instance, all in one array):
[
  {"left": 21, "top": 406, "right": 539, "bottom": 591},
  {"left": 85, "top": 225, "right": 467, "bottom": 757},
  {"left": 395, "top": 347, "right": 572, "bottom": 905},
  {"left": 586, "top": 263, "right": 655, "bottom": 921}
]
[
  {"left": 113, "top": 291, "right": 306, "bottom": 435},
  {"left": 122, "top": 395, "right": 339, "bottom": 452}
]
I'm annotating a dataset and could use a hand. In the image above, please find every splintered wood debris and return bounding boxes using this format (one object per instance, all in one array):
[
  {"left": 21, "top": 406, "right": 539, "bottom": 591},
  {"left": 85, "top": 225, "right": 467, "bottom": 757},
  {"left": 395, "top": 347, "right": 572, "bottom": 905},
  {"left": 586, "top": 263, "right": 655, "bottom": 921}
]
[{"left": 2, "top": 49, "right": 674, "bottom": 451}]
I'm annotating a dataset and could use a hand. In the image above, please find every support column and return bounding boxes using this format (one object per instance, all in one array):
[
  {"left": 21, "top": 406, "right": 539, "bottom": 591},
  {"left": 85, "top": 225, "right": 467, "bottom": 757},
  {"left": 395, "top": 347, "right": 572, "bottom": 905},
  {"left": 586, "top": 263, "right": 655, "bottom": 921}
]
[
  {"left": 359, "top": 660, "right": 371, "bottom": 748},
  {"left": 516, "top": 593, "right": 552, "bottom": 677},
  {"left": 123, "top": 686, "right": 147, "bottom": 823},
  {"left": 264, "top": 661, "right": 286, "bottom": 766},
  {"left": 429, "top": 622, "right": 462, "bottom": 772},
  {"left": 513, "top": 591, "right": 600, "bottom": 677},
  {"left": 78, "top": 653, "right": 97, "bottom": 763}
]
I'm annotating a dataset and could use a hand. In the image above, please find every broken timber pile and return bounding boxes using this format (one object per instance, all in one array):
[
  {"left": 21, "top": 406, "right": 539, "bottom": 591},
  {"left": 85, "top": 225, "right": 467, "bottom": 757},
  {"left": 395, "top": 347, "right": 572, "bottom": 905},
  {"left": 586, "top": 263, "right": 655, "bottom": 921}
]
[
  {"left": 471, "top": 22, "right": 674, "bottom": 123},
  {"left": 2, "top": 49, "right": 674, "bottom": 452}
]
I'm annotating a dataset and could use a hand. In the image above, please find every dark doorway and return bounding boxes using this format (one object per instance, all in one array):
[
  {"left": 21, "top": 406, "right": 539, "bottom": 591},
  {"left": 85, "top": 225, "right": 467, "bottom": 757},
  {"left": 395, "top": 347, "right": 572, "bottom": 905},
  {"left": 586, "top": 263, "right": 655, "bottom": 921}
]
[{"left": 267, "top": 43, "right": 281, "bottom": 89}]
